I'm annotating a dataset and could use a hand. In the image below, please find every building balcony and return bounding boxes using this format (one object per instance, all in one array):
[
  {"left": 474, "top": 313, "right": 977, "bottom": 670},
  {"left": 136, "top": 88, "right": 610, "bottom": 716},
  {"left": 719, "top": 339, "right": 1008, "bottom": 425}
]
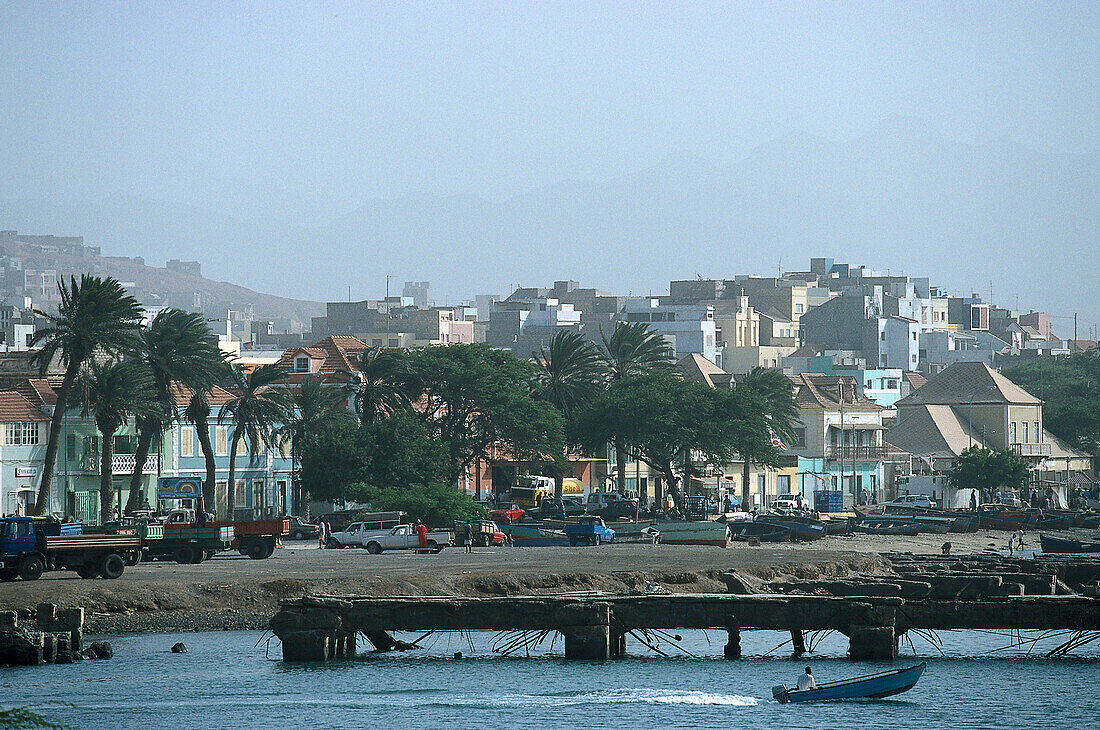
[
  {"left": 77, "top": 453, "right": 161, "bottom": 474},
  {"left": 823, "top": 445, "right": 888, "bottom": 462},
  {"left": 1011, "top": 443, "right": 1051, "bottom": 457}
]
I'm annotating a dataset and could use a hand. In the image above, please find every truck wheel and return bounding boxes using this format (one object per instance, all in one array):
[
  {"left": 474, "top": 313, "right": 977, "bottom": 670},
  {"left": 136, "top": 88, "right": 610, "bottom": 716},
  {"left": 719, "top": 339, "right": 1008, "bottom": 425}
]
[
  {"left": 204, "top": 550, "right": 216, "bottom": 561},
  {"left": 365, "top": 541, "right": 382, "bottom": 555},
  {"left": 569, "top": 536, "right": 578, "bottom": 547},
  {"left": 18, "top": 554, "right": 45, "bottom": 581},
  {"left": 326, "top": 537, "right": 342, "bottom": 549},
  {"left": 244, "top": 539, "right": 267, "bottom": 559},
  {"left": 99, "top": 553, "right": 125, "bottom": 579},
  {"left": 174, "top": 545, "right": 198, "bottom": 564},
  {"left": 593, "top": 534, "right": 602, "bottom": 546},
  {"left": 0, "top": 568, "right": 18, "bottom": 581},
  {"left": 76, "top": 563, "right": 98, "bottom": 579},
  {"left": 261, "top": 540, "right": 275, "bottom": 559}
]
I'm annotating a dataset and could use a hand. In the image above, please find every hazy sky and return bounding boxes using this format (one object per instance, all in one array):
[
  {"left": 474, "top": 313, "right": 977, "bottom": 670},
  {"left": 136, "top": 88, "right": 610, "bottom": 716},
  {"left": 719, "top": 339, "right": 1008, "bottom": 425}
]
[{"left": 3, "top": 1, "right": 1098, "bottom": 221}]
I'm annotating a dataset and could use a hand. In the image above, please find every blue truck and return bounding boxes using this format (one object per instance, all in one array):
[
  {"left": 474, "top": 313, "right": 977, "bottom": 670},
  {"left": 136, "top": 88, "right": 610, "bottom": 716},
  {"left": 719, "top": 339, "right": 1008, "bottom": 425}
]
[
  {"left": 0, "top": 516, "right": 143, "bottom": 581},
  {"left": 564, "top": 516, "right": 616, "bottom": 547}
]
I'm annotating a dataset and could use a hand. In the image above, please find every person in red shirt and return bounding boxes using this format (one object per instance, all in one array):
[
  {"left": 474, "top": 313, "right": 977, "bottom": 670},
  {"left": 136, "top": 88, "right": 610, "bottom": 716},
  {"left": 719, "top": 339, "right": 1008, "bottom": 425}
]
[{"left": 415, "top": 519, "right": 428, "bottom": 549}]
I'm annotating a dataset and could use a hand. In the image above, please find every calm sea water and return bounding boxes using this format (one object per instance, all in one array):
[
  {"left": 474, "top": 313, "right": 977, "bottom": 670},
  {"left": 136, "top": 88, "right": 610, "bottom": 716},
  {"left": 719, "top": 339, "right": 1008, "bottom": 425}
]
[{"left": 2, "top": 628, "right": 1098, "bottom": 729}]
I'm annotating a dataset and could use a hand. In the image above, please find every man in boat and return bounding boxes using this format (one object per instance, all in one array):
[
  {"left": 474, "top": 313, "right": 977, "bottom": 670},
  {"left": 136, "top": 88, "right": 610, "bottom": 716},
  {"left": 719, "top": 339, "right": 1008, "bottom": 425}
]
[{"left": 797, "top": 666, "right": 817, "bottom": 691}]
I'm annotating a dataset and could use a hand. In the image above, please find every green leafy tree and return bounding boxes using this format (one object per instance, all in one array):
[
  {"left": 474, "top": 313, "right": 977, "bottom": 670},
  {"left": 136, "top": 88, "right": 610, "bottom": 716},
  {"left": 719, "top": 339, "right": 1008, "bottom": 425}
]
[
  {"left": 1001, "top": 352, "right": 1100, "bottom": 456},
  {"left": 78, "top": 361, "right": 164, "bottom": 522},
  {"left": 219, "top": 364, "right": 293, "bottom": 518},
  {"left": 358, "top": 481, "right": 485, "bottom": 527},
  {"left": 350, "top": 347, "right": 420, "bottom": 424},
  {"left": 534, "top": 329, "right": 605, "bottom": 496},
  {"left": 278, "top": 375, "right": 354, "bottom": 516},
  {"left": 735, "top": 367, "right": 800, "bottom": 507},
  {"left": 126, "top": 309, "right": 226, "bottom": 511},
  {"left": 408, "top": 343, "right": 565, "bottom": 488},
  {"left": 948, "top": 446, "right": 1030, "bottom": 494},
  {"left": 28, "top": 275, "right": 143, "bottom": 514},
  {"left": 597, "top": 322, "right": 675, "bottom": 492}
]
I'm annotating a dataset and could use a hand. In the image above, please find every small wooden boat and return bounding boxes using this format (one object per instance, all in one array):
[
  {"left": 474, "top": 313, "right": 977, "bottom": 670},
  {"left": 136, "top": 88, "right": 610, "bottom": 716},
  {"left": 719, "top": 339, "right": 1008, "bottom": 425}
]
[
  {"left": 773, "top": 663, "right": 926, "bottom": 703},
  {"left": 853, "top": 516, "right": 921, "bottom": 536},
  {"left": 730, "top": 521, "right": 790, "bottom": 542},
  {"left": 1081, "top": 514, "right": 1100, "bottom": 529},
  {"left": 652, "top": 520, "right": 730, "bottom": 546},
  {"left": 978, "top": 507, "right": 1028, "bottom": 531},
  {"left": 756, "top": 514, "right": 826, "bottom": 542},
  {"left": 498, "top": 524, "right": 570, "bottom": 546},
  {"left": 820, "top": 515, "right": 851, "bottom": 535},
  {"left": 1040, "top": 533, "right": 1100, "bottom": 554}
]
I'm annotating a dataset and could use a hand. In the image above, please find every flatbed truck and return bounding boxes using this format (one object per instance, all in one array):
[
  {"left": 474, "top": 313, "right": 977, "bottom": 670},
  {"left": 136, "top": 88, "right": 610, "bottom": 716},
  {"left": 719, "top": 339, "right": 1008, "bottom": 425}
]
[{"left": 0, "top": 516, "right": 142, "bottom": 581}]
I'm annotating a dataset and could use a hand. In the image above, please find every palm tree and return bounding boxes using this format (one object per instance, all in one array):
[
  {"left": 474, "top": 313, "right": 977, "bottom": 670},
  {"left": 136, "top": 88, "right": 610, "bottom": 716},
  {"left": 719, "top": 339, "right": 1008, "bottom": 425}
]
[
  {"left": 126, "top": 309, "right": 226, "bottom": 512},
  {"left": 78, "top": 361, "right": 163, "bottom": 523},
  {"left": 185, "top": 386, "right": 219, "bottom": 513},
  {"left": 598, "top": 322, "right": 675, "bottom": 493},
  {"left": 350, "top": 348, "right": 419, "bottom": 424},
  {"left": 219, "top": 364, "right": 293, "bottom": 519},
  {"left": 29, "top": 275, "right": 143, "bottom": 515},
  {"left": 534, "top": 330, "right": 604, "bottom": 497},
  {"left": 278, "top": 375, "right": 353, "bottom": 516},
  {"left": 736, "top": 366, "right": 800, "bottom": 508}
]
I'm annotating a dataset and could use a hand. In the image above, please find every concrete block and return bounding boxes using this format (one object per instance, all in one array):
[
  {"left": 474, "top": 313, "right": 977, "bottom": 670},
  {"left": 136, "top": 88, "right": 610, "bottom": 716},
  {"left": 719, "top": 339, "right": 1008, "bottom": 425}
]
[
  {"left": 847, "top": 624, "right": 898, "bottom": 660},
  {"left": 36, "top": 603, "right": 57, "bottom": 629},
  {"left": 563, "top": 624, "right": 610, "bottom": 660},
  {"left": 0, "top": 611, "right": 17, "bottom": 630},
  {"left": 281, "top": 630, "right": 331, "bottom": 662}
]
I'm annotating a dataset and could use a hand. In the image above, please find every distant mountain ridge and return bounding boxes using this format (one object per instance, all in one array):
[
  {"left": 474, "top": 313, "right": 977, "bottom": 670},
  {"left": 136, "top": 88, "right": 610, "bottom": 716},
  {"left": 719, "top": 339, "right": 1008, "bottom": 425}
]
[{"left": 2, "top": 117, "right": 1097, "bottom": 324}]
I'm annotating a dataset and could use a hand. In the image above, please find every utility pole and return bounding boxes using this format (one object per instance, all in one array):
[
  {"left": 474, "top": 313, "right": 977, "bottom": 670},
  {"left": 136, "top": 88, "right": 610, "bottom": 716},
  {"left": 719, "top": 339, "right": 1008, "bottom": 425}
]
[{"left": 1073, "top": 313, "right": 1078, "bottom": 352}]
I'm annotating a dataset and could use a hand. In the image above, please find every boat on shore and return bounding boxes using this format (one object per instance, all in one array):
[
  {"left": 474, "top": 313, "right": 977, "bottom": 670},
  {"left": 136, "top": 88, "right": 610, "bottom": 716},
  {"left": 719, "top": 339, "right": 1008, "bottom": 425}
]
[
  {"left": 772, "top": 663, "right": 926, "bottom": 703},
  {"left": 498, "top": 524, "right": 570, "bottom": 546},
  {"left": 881, "top": 505, "right": 979, "bottom": 533},
  {"left": 978, "top": 506, "right": 1029, "bottom": 531},
  {"left": 730, "top": 521, "right": 790, "bottom": 542},
  {"left": 852, "top": 516, "right": 921, "bottom": 536},
  {"left": 819, "top": 515, "right": 851, "bottom": 535},
  {"left": 755, "top": 514, "right": 826, "bottom": 542},
  {"left": 651, "top": 520, "right": 730, "bottom": 546},
  {"left": 1039, "top": 533, "right": 1100, "bottom": 554}
]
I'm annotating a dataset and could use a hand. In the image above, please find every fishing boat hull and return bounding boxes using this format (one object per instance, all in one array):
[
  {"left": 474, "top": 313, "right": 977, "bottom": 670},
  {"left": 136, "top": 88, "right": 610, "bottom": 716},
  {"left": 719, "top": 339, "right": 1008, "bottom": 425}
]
[
  {"left": 773, "top": 663, "right": 926, "bottom": 703},
  {"left": 730, "top": 521, "right": 790, "bottom": 542},
  {"left": 756, "top": 516, "right": 826, "bottom": 542},
  {"left": 653, "top": 520, "right": 730, "bottom": 546},
  {"left": 1040, "top": 533, "right": 1100, "bottom": 554},
  {"left": 911, "top": 515, "right": 954, "bottom": 534},
  {"left": 820, "top": 516, "right": 851, "bottom": 535},
  {"left": 853, "top": 517, "right": 921, "bottom": 536},
  {"left": 978, "top": 509, "right": 1028, "bottom": 531},
  {"left": 498, "top": 524, "right": 570, "bottom": 547},
  {"left": 1081, "top": 514, "right": 1100, "bottom": 529}
]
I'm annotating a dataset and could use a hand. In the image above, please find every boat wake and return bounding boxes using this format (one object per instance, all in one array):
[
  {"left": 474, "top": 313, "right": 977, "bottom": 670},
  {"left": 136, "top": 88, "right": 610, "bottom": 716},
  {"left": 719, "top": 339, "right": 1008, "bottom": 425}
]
[{"left": 429, "top": 688, "right": 761, "bottom": 708}]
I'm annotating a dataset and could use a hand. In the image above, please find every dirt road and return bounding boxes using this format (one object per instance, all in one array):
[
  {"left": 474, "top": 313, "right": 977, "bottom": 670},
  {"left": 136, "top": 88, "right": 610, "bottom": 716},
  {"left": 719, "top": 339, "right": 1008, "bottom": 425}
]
[{"left": 1, "top": 528, "right": 1085, "bottom": 633}]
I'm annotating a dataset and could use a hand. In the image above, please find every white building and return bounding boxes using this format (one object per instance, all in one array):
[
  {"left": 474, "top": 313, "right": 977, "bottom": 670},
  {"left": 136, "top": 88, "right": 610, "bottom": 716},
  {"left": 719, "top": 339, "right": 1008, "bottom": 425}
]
[{"left": 620, "top": 299, "right": 718, "bottom": 365}]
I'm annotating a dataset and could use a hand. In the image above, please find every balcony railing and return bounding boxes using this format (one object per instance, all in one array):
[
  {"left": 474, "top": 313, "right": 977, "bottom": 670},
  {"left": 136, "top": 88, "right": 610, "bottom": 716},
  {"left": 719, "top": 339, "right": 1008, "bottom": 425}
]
[
  {"left": 1012, "top": 443, "right": 1051, "bottom": 457},
  {"left": 824, "top": 445, "right": 888, "bottom": 462},
  {"left": 78, "top": 453, "right": 160, "bottom": 474}
]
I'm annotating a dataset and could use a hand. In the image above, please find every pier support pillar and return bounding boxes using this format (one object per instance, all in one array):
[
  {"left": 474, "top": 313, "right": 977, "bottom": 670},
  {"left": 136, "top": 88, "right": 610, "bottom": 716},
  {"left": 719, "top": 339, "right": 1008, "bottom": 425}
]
[
  {"left": 724, "top": 619, "right": 742, "bottom": 659},
  {"left": 563, "top": 624, "right": 610, "bottom": 660},
  {"left": 609, "top": 631, "right": 626, "bottom": 658},
  {"left": 281, "top": 630, "right": 331, "bottom": 662},
  {"left": 847, "top": 625, "right": 898, "bottom": 660},
  {"left": 790, "top": 629, "right": 806, "bottom": 657},
  {"left": 561, "top": 604, "right": 611, "bottom": 660}
]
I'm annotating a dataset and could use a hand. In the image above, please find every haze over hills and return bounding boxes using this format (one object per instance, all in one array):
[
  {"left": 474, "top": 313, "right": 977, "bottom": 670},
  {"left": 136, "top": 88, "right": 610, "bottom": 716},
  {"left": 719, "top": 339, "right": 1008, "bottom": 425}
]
[{"left": 3, "top": 118, "right": 1098, "bottom": 329}]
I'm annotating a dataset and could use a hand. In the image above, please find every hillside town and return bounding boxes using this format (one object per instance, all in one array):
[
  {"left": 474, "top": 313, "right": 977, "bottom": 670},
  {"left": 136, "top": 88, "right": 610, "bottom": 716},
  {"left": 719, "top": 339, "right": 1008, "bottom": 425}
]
[{"left": 0, "top": 232, "right": 1095, "bottom": 524}]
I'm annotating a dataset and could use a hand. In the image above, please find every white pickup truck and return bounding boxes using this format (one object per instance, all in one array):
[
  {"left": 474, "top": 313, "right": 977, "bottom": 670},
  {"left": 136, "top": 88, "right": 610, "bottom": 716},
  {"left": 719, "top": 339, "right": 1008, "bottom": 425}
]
[{"left": 327, "top": 523, "right": 451, "bottom": 554}]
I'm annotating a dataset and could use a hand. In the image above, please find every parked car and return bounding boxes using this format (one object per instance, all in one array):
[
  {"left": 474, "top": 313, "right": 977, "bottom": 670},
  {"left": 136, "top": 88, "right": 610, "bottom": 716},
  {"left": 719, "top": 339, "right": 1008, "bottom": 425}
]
[
  {"left": 287, "top": 516, "right": 319, "bottom": 540},
  {"left": 771, "top": 494, "right": 809, "bottom": 514},
  {"left": 595, "top": 499, "right": 639, "bottom": 521},
  {"left": 537, "top": 497, "right": 587, "bottom": 520},
  {"left": 327, "top": 523, "right": 451, "bottom": 553},
  {"left": 487, "top": 504, "right": 526, "bottom": 523},
  {"left": 564, "top": 517, "right": 615, "bottom": 546},
  {"left": 885, "top": 494, "right": 937, "bottom": 509}
]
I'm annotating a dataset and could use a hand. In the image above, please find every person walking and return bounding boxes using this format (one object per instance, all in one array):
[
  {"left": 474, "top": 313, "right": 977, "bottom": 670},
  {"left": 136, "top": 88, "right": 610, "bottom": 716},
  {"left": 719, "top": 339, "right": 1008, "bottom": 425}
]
[
  {"left": 317, "top": 519, "right": 327, "bottom": 549},
  {"left": 415, "top": 519, "right": 428, "bottom": 549}
]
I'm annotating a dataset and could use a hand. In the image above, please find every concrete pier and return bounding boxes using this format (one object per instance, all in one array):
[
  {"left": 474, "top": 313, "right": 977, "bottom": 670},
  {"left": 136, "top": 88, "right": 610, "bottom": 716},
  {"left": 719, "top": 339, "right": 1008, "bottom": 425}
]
[{"left": 270, "top": 593, "right": 1100, "bottom": 662}]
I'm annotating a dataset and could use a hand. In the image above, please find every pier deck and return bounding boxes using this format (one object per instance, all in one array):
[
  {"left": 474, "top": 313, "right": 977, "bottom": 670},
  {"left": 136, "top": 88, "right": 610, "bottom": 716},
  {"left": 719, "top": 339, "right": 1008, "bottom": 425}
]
[{"left": 270, "top": 593, "right": 1100, "bottom": 661}]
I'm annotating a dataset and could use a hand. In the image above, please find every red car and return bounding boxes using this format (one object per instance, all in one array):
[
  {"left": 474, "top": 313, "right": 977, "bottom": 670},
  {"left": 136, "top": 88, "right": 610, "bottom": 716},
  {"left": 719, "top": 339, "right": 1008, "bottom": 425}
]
[
  {"left": 489, "top": 523, "right": 506, "bottom": 546},
  {"left": 487, "top": 504, "right": 525, "bottom": 523}
]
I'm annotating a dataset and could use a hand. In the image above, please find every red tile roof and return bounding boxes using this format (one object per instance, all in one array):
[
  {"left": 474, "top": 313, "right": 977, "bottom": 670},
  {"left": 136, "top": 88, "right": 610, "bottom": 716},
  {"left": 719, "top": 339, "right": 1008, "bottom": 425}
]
[
  {"left": 0, "top": 391, "right": 50, "bottom": 422},
  {"left": 276, "top": 336, "right": 371, "bottom": 376},
  {"left": 13, "top": 378, "right": 58, "bottom": 407}
]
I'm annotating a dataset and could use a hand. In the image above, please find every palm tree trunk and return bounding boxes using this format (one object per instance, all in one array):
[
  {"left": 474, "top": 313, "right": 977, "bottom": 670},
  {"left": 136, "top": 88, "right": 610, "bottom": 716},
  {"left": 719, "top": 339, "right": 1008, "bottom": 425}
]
[
  {"left": 99, "top": 428, "right": 116, "bottom": 524},
  {"left": 34, "top": 360, "right": 80, "bottom": 515},
  {"left": 192, "top": 412, "right": 217, "bottom": 512},
  {"left": 227, "top": 430, "right": 242, "bottom": 520},
  {"left": 614, "top": 436, "right": 627, "bottom": 494},
  {"left": 126, "top": 424, "right": 156, "bottom": 512}
]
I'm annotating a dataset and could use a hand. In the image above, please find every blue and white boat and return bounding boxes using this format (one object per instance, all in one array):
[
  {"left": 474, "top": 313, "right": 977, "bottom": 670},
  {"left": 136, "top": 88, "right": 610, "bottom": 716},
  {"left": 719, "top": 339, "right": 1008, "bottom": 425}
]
[{"left": 772, "top": 663, "right": 926, "bottom": 703}]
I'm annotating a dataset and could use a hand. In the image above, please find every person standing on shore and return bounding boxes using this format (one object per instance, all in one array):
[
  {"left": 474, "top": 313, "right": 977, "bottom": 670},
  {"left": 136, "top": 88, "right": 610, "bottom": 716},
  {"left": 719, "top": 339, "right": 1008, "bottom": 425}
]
[
  {"left": 318, "top": 520, "right": 327, "bottom": 549},
  {"left": 416, "top": 519, "right": 428, "bottom": 549}
]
